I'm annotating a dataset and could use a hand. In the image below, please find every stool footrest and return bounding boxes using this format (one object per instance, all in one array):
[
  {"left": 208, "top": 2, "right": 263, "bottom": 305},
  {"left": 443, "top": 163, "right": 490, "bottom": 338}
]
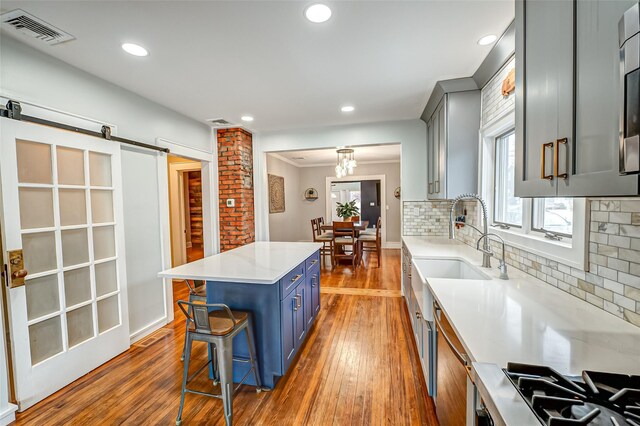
[
  {"left": 184, "top": 388, "right": 223, "bottom": 400},
  {"left": 187, "top": 359, "right": 214, "bottom": 383}
]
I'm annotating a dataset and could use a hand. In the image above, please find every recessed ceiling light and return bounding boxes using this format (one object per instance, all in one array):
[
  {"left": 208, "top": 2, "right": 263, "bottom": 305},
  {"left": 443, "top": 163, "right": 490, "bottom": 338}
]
[
  {"left": 241, "top": 115, "right": 254, "bottom": 122},
  {"left": 122, "top": 43, "right": 148, "bottom": 57},
  {"left": 341, "top": 105, "right": 355, "bottom": 112},
  {"left": 305, "top": 4, "right": 332, "bottom": 23},
  {"left": 477, "top": 34, "right": 497, "bottom": 46}
]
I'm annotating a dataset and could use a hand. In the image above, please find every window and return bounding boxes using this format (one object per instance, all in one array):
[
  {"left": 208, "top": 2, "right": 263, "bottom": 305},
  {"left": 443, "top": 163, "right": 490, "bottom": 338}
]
[
  {"left": 493, "top": 130, "right": 522, "bottom": 227},
  {"left": 490, "top": 130, "right": 573, "bottom": 238},
  {"left": 533, "top": 198, "right": 574, "bottom": 237}
]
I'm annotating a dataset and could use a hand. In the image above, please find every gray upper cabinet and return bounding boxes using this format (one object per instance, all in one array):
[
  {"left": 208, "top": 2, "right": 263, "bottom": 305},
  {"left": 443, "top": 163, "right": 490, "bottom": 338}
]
[
  {"left": 426, "top": 91, "right": 481, "bottom": 200},
  {"left": 515, "top": 0, "right": 639, "bottom": 198},
  {"left": 515, "top": 0, "right": 573, "bottom": 197}
]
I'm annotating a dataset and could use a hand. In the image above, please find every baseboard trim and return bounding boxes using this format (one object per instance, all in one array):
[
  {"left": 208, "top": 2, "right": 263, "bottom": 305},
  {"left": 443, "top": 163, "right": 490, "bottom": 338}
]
[
  {"left": 383, "top": 242, "right": 401, "bottom": 249},
  {"left": 129, "top": 316, "right": 168, "bottom": 344},
  {"left": 0, "top": 403, "right": 18, "bottom": 426}
]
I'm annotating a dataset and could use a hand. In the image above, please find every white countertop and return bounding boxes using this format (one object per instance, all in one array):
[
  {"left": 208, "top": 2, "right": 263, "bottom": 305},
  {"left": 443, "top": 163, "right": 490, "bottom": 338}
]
[
  {"left": 158, "top": 242, "right": 322, "bottom": 284},
  {"left": 403, "top": 236, "right": 640, "bottom": 376}
]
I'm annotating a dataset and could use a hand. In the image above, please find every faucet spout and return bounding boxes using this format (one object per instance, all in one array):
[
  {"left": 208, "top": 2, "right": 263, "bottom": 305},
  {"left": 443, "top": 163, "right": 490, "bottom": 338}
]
[{"left": 449, "top": 193, "right": 491, "bottom": 268}]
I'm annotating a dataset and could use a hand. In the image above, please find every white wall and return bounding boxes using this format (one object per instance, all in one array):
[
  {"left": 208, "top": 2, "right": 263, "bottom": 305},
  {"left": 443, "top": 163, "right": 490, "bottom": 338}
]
[
  {"left": 266, "top": 154, "right": 304, "bottom": 242},
  {"left": 266, "top": 155, "right": 402, "bottom": 244},
  {"left": 255, "top": 119, "right": 427, "bottom": 240},
  {"left": 0, "top": 35, "right": 214, "bottom": 356}
]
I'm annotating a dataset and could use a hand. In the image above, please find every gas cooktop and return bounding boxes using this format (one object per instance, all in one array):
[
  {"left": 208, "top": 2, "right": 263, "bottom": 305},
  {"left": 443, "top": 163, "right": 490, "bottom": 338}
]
[{"left": 504, "top": 362, "right": 640, "bottom": 425}]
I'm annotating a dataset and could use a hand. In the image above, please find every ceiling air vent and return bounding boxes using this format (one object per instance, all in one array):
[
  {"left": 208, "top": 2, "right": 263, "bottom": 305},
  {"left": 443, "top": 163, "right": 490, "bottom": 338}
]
[
  {"left": 1, "top": 9, "right": 75, "bottom": 45},
  {"left": 207, "top": 118, "right": 234, "bottom": 128}
]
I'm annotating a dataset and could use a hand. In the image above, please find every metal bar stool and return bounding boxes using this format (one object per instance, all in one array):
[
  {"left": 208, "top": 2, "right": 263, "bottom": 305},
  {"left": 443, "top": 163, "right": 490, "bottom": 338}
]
[
  {"left": 180, "top": 279, "right": 207, "bottom": 361},
  {"left": 176, "top": 301, "right": 262, "bottom": 426}
]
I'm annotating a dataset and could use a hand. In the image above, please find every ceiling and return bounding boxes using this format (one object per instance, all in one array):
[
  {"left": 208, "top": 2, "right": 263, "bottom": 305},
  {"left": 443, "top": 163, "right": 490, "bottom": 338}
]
[
  {"left": 270, "top": 144, "right": 400, "bottom": 167},
  {"left": 0, "top": 1, "right": 514, "bottom": 132}
]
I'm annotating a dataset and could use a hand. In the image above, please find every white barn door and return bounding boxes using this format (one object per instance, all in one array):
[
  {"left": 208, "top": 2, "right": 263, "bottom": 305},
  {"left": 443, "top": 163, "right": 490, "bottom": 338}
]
[{"left": 0, "top": 119, "right": 129, "bottom": 410}]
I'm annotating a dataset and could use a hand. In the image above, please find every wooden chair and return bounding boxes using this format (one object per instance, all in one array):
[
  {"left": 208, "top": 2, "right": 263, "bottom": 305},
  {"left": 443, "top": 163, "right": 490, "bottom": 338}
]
[
  {"left": 332, "top": 221, "right": 359, "bottom": 268},
  {"left": 311, "top": 218, "right": 333, "bottom": 267},
  {"left": 359, "top": 217, "right": 382, "bottom": 267}
]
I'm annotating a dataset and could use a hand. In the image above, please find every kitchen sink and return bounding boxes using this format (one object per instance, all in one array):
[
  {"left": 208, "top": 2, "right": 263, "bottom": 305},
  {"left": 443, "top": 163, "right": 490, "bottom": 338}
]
[{"left": 413, "top": 258, "right": 491, "bottom": 280}]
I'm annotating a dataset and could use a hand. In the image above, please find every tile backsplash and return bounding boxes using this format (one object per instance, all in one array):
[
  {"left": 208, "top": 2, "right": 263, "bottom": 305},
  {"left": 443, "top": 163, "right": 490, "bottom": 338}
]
[{"left": 403, "top": 199, "right": 640, "bottom": 328}]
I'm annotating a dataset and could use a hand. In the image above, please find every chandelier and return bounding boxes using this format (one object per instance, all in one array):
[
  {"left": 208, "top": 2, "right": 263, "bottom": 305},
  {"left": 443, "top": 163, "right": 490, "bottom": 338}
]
[{"left": 335, "top": 148, "right": 357, "bottom": 178}]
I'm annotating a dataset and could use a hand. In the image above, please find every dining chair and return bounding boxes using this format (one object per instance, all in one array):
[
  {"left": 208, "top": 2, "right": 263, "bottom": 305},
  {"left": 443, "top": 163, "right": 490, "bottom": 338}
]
[
  {"left": 311, "top": 218, "right": 334, "bottom": 267},
  {"left": 332, "top": 221, "right": 359, "bottom": 268},
  {"left": 359, "top": 217, "right": 382, "bottom": 267}
]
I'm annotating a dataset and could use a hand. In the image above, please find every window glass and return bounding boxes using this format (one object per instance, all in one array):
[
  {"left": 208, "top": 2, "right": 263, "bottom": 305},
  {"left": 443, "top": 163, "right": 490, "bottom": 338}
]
[
  {"left": 493, "top": 130, "right": 523, "bottom": 227},
  {"left": 533, "top": 198, "right": 574, "bottom": 236}
]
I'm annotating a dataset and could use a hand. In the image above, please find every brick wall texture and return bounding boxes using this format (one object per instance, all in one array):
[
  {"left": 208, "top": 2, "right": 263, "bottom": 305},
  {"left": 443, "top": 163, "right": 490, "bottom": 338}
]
[{"left": 217, "top": 128, "right": 255, "bottom": 252}]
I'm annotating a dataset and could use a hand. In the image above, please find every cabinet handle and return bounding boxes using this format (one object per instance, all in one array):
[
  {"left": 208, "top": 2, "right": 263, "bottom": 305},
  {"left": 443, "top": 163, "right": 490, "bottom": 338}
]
[
  {"left": 293, "top": 297, "right": 298, "bottom": 311},
  {"left": 297, "top": 294, "right": 302, "bottom": 309},
  {"left": 433, "top": 305, "right": 469, "bottom": 366},
  {"left": 540, "top": 142, "right": 555, "bottom": 180},
  {"left": 554, "top": 138, "right": 568, "bottom": 180},
  {"left": 291, "top": 274, "right": 302, "bottom": 283},
  {"left": 312, "top": 274, "right": 317, "bottom": 288},
  {"left": 434, "top": 180, "right": 440, "bottom": 193},
  {"left": 428, "top": 183, "right": 433, "bottom": 194},
  {"left": 416, "top": 311, "right": 422, "bottom": 320},
  {"left": 310, "top": 259, "right": 318, "bottom": 266}
]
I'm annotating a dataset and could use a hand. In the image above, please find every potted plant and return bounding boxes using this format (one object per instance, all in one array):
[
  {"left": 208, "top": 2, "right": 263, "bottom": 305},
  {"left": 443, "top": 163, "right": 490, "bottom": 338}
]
[{"left": 336, "top": 200, "right": 360, "bottom": 221}]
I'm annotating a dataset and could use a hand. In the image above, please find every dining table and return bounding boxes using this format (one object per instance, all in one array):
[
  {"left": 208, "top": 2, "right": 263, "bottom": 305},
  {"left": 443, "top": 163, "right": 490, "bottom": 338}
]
[{"left": 321, "top": 220, "right": 369, "bottom": 237}]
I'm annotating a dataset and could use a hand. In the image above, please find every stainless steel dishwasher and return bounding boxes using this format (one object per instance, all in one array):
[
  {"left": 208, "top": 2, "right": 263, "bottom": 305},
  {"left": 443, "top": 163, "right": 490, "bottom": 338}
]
[{"left": 433, "top": 302, "right": 469, "bottom": 425}]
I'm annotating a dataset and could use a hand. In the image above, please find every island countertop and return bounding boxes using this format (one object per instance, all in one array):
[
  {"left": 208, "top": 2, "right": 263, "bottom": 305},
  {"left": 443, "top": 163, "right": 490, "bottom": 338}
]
[{"left": 158, "top": 241, "right": 323, "bottom": 284}]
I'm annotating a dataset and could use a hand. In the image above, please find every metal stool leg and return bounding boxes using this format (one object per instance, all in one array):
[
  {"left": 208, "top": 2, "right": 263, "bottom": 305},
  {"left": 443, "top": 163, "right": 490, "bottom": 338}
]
[
  {"left": 176, "top": 332, "right": 192, "bottom": 426},
  {"left": 244, "top": 319, "right": 262, "bottom": 390},
  {"left": 209, "top": 342, "right": 219, "bottom": 385},
  {"left": 181, "top": 304, "right": 190, "bottom": 361},
  {"left": 218, "top": 340, "right": 234, "bottom": 426}
]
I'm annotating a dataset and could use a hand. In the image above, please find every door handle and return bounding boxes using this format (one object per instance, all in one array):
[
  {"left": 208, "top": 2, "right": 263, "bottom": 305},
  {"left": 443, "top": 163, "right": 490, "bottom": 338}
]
[
  {"left": 433, "top": 305, "right": 469, "bottom": 366},
  {"left": 554, "top": 138, "right": 568, "bottom": 179},
  {"left": 541, "top": 142, "right": 555, "bottom": 180}
]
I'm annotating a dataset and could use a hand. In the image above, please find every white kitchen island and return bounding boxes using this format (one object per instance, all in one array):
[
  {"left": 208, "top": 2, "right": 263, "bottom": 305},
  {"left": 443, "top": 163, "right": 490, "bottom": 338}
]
[{"left": 159, "top": 241, "right": 323, "bottom": 388}]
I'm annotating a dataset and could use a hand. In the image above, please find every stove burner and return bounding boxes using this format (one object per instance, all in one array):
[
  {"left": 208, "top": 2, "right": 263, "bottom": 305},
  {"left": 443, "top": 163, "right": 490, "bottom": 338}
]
[{"left": 504, "top": 363, "right": 640, "bottom": 425}]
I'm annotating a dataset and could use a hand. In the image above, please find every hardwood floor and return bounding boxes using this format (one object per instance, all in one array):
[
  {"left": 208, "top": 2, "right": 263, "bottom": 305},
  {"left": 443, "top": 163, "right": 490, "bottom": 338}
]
[{"left": 14, "top": 249, "right": 437, "bottom": 425}]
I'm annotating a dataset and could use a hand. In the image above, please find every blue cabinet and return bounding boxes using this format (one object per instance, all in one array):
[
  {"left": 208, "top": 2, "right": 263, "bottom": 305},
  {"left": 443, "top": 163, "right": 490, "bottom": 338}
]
[
  {"left": 281, "top": 287, "right": 297, "bottom": 367},
  {"left": 206, "top": 249, "right": 321, "bottom": 388}
]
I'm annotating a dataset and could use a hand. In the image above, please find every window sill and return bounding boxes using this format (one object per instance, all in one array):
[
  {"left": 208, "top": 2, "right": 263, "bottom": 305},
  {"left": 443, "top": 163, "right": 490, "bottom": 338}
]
[{"left": 487, "top": 203, "right": 587, "bottom": 270}]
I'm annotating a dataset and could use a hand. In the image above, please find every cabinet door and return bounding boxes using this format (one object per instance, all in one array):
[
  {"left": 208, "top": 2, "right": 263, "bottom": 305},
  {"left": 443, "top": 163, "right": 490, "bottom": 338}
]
[
  {"left": 427, "top": 119, "right": 434, "bottom": 195},
  {"left": 281, "top": 288, "right": 297, "bottom": 368},
  {"left": 436, "top": 97, "right": 447, "bottom": 197},
  {"left": 304, "top": 273, "right": 314, "bottom": 327},
  {"left": 560, "top": 0, "right": 638, "bottom": 196},
  {"left": 421, "top": 319, "right": 432, "bottom": 395},
  {"left": 430, "top": 99, "right": 446, "bottom": 200},
  {"left": 310, "top": 269, "right": 320, "bottom": 316},
  {"left": 515, "top": 0, "right": 572, "bottom": 197},
  {"left": 294, "top": 285, "right": 306, "bottom": 349}
]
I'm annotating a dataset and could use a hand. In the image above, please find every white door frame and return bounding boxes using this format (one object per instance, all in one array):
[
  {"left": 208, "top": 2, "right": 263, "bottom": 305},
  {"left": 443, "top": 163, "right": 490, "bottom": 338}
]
[
  {"left": 168, "top": 162, "right": 201, "bottom": 267},
  {"left": 156, "top": 138, "right": 219, "bottom": 324},
  {"left": 325, "top": 174, "right": 387, "bottom": 247}
]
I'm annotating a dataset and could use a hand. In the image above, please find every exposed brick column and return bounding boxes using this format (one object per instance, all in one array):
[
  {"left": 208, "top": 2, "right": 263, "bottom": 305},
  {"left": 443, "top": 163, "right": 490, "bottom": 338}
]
[{"left": 217, "top": 128, "right": 255, "bottom": 252}]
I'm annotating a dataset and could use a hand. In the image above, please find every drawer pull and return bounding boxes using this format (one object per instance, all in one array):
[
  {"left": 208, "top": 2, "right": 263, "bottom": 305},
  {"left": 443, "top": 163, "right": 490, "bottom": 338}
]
[
  {"left": 433, "top": 304, "right": 469, "bottom": 366},
  {"left": 541, "top": 142, "right": 555, "bottom": 180},
  {"left": 310, "top": 259, "right": 318, "bottom": 266},
  {"left": 291, "top": 274, "right": 302, "bottom": 283},
  {"left": 554, "top": 138, "right": 568, "bottom": 179}
]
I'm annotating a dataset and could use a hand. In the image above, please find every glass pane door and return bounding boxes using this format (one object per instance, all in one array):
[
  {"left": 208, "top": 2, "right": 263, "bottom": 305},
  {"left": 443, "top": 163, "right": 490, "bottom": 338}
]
[{"left": 1, "top": 119, "right": 129, "bottom": 410}]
